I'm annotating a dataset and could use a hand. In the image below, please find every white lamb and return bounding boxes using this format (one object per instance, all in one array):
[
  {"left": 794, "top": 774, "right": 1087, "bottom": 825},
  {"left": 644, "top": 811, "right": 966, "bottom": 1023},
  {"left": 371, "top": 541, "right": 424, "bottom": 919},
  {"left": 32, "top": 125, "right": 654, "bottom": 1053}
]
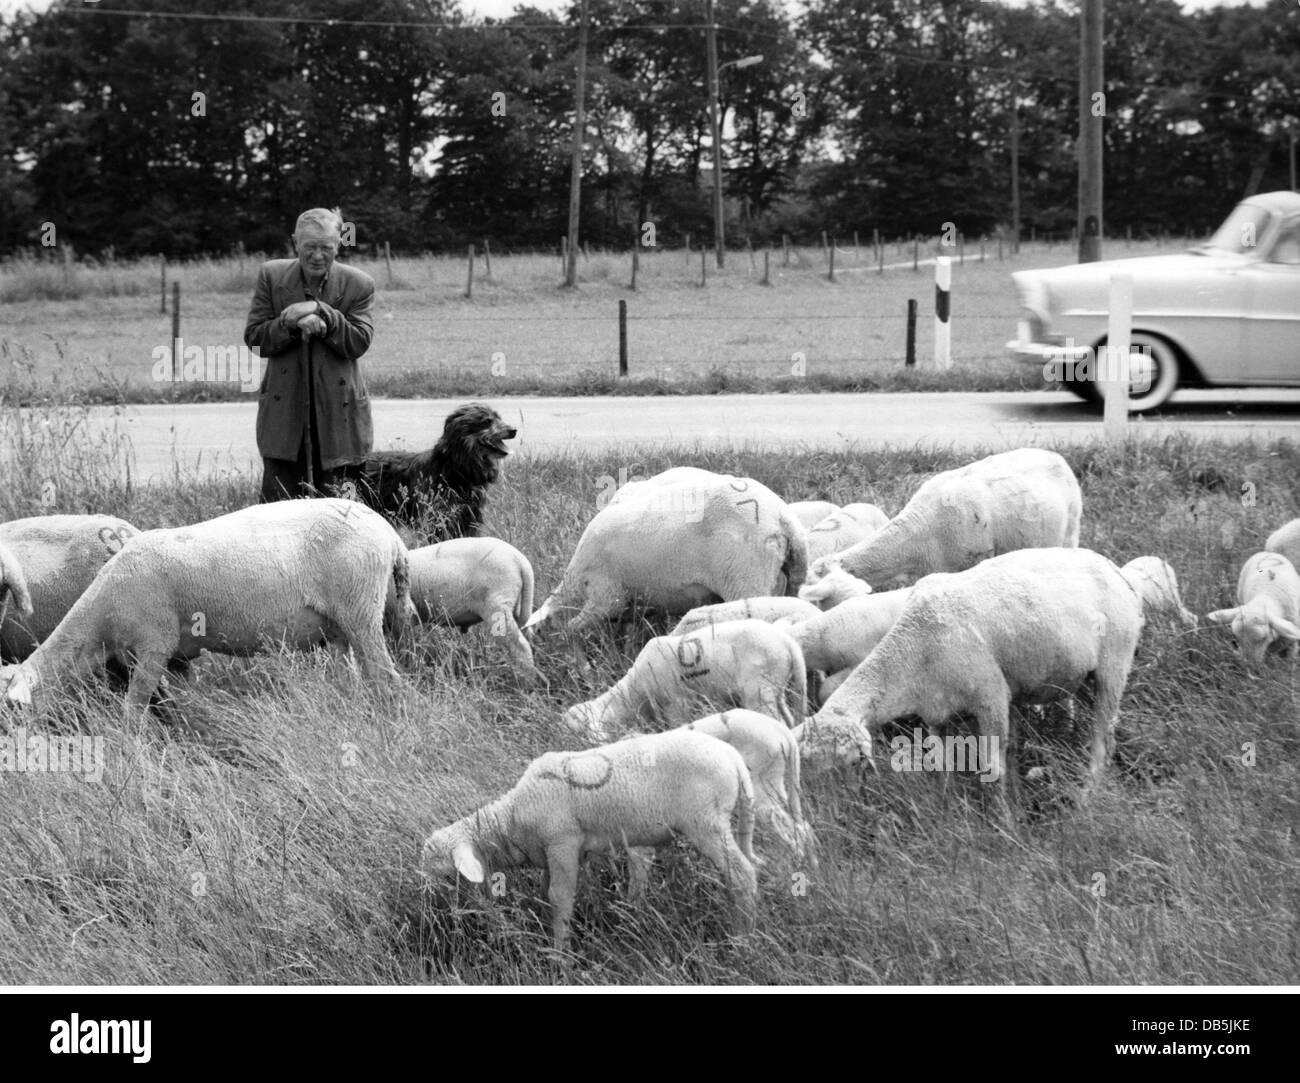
[
  {"left": 796, "top": 548, "right": 1143, "bottom": 818},
  {"left": 525, "top": 467, "right": 809, "bottom": 642},
  {"left": 405, "top": 538, "right": 541, "bottom": 682},
  {"left": 1265, "top": 518, "right": 1300, "bottom": 570},
  {"left": 1119, "top": 556, "right": 1197, "bottom": 631},
  {"left": 782, "top": 587, "right": 913, "bottom": 688},
  {"left": 563, "top": 619, "right": 808, "bottom": 742},
  {"left": 804, "top": 502, "right": 890, "bottom": 563},
  {"left": 798, "top": 564, "right": 873, "bottom": 610},
  {"left": 787, "top": 500, "right": 839, "bottom": 530},
  {"left": 4, "top": 499, "right": 412, "bottom": 717},
  {"left": 680, "top": 709, "right": 817, "bottom": 870},
  {"left": 670, "top": 595, "right": 821, "bottom": 636},
  {"left": 0, "top": 541, "right": 34, "bottom": 635},
  {"left": 805, "top": 448, "right": 1082, "bottom": 590},
  {"left": 420, "top": 728, "right": 759, "bottom": 950},
  {"left": 0, "top": 514, "right": 141, "bottom": 660},
  {"left": 1206, "top": 551, "right": 1300, "bottom": 668}
]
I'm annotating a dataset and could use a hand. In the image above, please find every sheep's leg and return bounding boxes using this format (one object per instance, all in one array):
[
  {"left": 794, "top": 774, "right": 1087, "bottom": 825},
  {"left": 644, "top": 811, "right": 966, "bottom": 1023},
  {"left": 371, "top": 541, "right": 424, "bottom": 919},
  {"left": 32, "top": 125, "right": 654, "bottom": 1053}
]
[
  {"left": 1081, "top": 669, "right": 1122, "bottom": 804},
  {"left": 625, "top": 847, "right": 654, "bottom": 900},
  {"left": 693, "top": 830, "right": 758, "bottom": 936},
  {"left": 492, "top": 613, "right": 546, "bottom": 688},
  {"left": 124, "top": 650, "right": 170, "bottom": 721},
  {"left": 972, "top": 697, "right": 1015, "bottom": 829},
  {"left": 544, "top": 842, "right": 582, "bottom": 951},
  {"left": 345, "top": 616, "right": 403, "bottom": 686}
]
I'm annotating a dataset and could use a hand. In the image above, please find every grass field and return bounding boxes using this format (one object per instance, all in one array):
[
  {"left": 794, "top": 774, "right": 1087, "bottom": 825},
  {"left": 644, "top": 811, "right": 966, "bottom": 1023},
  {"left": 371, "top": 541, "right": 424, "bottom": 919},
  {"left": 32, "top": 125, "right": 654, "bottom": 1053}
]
[
  {"left": 1, "top": 393, "right": 1297, "bottom": 986},
  {"left": 0, "top": 237, "right": 1196, "bottom": 404}
]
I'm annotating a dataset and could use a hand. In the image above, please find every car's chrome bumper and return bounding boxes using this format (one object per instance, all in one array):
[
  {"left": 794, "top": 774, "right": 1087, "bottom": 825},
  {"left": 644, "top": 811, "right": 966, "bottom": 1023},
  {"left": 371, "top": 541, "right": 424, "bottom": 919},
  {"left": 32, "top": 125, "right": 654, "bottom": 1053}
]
[{"left": 1005, "top": 338, "right": 1092, "bottom": 368}]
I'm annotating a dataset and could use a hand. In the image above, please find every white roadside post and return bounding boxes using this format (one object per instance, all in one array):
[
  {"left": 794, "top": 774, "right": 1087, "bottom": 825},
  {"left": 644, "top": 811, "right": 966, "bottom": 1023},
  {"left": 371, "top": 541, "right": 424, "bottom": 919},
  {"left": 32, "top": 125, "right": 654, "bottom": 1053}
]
[
  {"left": 934, "top": 256, "right": 952, "bottom": 369},
  {"left": 1103, "top": 272, "right": 1132, "bottom": 440}
]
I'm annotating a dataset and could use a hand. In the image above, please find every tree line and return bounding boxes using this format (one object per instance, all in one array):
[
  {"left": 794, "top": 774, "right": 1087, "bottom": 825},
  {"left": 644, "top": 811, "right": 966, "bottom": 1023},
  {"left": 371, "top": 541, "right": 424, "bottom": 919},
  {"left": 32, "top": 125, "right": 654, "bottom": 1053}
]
[{"left": 0, "top": 0, "right": 1295, "bottom": 259}]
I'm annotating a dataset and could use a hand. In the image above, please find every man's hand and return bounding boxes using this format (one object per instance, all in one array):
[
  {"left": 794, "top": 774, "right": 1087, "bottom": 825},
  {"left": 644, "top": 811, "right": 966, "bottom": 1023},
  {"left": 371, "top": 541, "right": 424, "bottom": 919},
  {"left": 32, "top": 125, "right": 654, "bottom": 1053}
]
[
  {"left": 297, "top": 314, "right": 328, "bottom": 337},
  {"left": 281, "top": 301, "right": 318, "bottom": 323}
]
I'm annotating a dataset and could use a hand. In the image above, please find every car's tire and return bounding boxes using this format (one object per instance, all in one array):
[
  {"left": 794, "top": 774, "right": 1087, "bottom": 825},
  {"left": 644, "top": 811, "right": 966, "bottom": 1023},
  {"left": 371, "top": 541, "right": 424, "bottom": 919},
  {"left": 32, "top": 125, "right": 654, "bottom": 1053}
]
[{"left": 1114, "top": 332, "right": 1181, "bottom": 412}]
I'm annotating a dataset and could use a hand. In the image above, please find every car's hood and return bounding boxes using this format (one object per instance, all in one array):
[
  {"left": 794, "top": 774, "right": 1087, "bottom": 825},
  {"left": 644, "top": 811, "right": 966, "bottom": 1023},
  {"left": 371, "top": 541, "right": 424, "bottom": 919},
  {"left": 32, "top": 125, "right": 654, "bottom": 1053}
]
[{"left": 1011, "top": 250, "right": 1256, "bottom": 309}]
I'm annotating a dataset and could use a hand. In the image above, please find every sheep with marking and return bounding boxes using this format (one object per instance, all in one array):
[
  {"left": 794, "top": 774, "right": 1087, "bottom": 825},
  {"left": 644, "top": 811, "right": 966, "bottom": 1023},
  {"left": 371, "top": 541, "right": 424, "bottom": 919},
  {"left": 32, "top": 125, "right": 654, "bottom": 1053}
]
[
  {"left": 420, "top": 728, "right": 759, "bottom": 950},
  {"left": 1265, "top": 518, "right": 1300, "bottom": 570},
  {"left": 670, "top": 595, "right": 820, "bottom": 637},
  {"left": 805, "top": 448, "right": 1082, "bottom": 591},
  {"left": 787, "top": 500, "right": 839, "bottom": 530},
  {"left": 4, "top": 499, "right": 412, "bottom": 718},
  {"left": 0, "top": 515, "right": 140, "bottom": 661},
  {"left": 563, "top": 619, "right": 808, "bottom": 742},
  {"left": 1119, "top": 556, "right": 1197, "bottom": 631},
  {"left": 403, "top": 537, "right": 541, "bottom": 682},
  {"left": 805, "top": 502, "right": 890, "bottom": 563},
  {"left": 781, "top": 588, "right": 913, "bottom": 690},
  {"left": 796, "top": 548, "right": 1143, "bottom": 818},
  {"left": 1206, "top": 551, "right": 1300, "bottom": 668},
  {"left": 680, "top": 709, "right": 816, "bottom": 871},
  {"left": 525, "top": 467, "right": 809, "bottom": 647},
  {"left": 798, "top": 564, "right": 874, "bottom": 610}
]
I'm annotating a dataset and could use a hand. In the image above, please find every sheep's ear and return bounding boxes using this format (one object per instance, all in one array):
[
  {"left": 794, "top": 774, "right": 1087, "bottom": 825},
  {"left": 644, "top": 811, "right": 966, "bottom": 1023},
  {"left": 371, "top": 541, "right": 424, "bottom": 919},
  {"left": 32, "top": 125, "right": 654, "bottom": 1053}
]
[
  {"left": 1204, "top": 608, "right": 1240, "bottom": 626},
  {"left": 452, "top": 840, "right": 487, "bottom": 883},
  {"left": 1270, "top": 616, "right": 1300, "bottom": 641}
]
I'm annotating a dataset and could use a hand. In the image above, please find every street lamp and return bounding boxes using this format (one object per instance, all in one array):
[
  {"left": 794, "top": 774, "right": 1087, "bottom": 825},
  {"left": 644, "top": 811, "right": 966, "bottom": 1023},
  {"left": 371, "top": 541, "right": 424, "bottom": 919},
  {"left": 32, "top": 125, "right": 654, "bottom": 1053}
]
[{"left": 706, "top": 3, "right": 762, "bottom": 269}]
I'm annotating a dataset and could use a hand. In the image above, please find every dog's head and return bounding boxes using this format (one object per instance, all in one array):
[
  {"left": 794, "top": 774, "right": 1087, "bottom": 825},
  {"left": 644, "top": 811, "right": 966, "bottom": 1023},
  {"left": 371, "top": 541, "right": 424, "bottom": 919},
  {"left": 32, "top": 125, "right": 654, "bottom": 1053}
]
[{"left": 440, "top": 403, "right": 517, "bottom": 483}]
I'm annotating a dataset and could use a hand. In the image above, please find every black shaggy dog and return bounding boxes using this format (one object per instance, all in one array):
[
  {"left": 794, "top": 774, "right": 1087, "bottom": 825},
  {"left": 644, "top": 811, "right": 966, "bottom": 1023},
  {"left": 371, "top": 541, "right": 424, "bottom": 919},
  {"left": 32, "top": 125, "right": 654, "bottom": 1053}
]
[{"left": 356, "top": 402, "right": 517, "bottom": 543}]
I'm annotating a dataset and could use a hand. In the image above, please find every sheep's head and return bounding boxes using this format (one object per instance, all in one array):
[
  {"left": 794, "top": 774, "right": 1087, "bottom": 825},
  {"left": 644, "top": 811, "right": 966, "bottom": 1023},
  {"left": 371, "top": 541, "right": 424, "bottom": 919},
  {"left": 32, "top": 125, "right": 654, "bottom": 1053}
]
[
  {"left": 421, "top": 826, "right": 487, "bottom": 885},
  {"left": 794, "top": 712, "right": 873, "bottom": 773},
  {"left": 3, "top": 662, "right": 35, "bottom": 707},
  {"left": 1206, "top": 606, "right": 1300, "bottom": 669},
  {"left": 799, "top": 564, "right": 872, "bottom": 610},
  {"left": 562, "top": 701, "right": 611, "bottom": 743}
]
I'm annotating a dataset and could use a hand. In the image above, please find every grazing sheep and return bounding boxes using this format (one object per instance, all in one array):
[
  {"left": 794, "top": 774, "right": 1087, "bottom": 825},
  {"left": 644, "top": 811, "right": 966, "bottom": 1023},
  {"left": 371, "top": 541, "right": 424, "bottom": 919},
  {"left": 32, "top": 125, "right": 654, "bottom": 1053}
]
[
  {"left": 805, "top": 448, "right": 1082, "bottom": 590},
  {"left": 420, "top": 728, "right": 759, "bottom": 950},
  {"left": 798, "top": 564, "right": 874, "bottom": 610},
  {"left": 4, "top": 499, "right": 412, "bottom": 718},
  {"left": 681, "top": 709, "right": 816, "bottom": 870},
  {"left": 670, "top": 596, "right": 821, "bottom": 637},
  {"left": 563, "top": 620, "right": 808, "bottom": 742},
  {"left": 805, "top": 502, "right": 890, "bottom": 563},
  {"left": 404, "top": 537, "right": 540, "bottom": 681},
  {"left": 1206, "top": 551, "right": 1300, "bottom": 668},
  {"left": 0, "top": 541, "right": 34, "bottom": 636},
  {"left": 0, "top": 515, "right": 140, "bottom": 661},
  {"left": 783, "top": 588, "right": 913, "bottom": 680},
  {"left": 787, "top": 500, "right": 839, "bottom": 530},
  {"left": 796, "top": 548, "right": 1143, "bottom": 818},
  {"left": 1119, "top": 556, "right": 1197, "bottom": 631},
  {"left": 1265, "top": 518, "right": 1300, "bottom": 570},
  {"left": 525, "top": 467, "right": 809, "bottom": 644}
]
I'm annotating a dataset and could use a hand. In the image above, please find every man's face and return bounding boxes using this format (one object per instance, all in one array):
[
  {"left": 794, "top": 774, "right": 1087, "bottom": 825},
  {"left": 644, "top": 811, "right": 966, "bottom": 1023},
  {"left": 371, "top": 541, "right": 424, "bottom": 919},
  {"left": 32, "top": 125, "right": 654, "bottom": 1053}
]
[{"left": 295, "top": 222, "right": 340, "bottom": 279}]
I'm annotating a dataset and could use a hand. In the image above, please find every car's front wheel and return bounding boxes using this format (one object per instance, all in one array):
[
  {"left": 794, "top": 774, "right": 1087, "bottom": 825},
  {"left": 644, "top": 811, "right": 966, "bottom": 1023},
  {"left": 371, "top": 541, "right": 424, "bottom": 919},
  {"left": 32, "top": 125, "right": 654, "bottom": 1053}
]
[{"left": 1092, "top": 332, "right": 1182, "bottom": 412}]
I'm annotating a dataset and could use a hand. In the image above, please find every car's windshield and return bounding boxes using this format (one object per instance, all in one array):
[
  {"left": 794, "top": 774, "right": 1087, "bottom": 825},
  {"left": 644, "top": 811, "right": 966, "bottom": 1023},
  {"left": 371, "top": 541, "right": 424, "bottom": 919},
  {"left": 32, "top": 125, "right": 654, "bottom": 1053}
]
[{"left": 1203, "top": 203, "right": 1274, "bottom": 254}]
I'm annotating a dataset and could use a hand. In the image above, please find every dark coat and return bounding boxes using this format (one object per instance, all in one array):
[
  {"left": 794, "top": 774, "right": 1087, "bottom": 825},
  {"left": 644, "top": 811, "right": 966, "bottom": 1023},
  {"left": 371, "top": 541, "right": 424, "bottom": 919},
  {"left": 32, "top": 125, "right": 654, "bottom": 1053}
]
[{"left": 244, "top": 258, "right": 376, "bottom": 470}]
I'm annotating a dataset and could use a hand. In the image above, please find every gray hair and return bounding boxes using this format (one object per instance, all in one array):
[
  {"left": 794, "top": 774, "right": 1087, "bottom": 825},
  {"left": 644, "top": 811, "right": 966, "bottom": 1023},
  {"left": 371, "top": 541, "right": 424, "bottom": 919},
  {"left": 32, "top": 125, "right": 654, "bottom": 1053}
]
[{"left": 294, "top": 207, "right": 343, "bottom": 238}]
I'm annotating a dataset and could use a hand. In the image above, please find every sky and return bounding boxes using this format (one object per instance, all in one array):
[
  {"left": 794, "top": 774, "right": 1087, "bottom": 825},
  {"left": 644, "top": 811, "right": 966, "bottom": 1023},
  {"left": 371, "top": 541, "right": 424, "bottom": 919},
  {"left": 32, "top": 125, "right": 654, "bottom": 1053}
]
[{"left": 0, "top": 0, "right": 1275, "bottom": 18}]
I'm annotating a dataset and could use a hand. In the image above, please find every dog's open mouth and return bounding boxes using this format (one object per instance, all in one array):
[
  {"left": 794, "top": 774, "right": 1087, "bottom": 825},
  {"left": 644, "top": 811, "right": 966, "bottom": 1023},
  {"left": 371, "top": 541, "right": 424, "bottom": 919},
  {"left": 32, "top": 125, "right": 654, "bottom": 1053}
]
[{"left": 482, "top": 428, "right": 516, "bottom": 457}]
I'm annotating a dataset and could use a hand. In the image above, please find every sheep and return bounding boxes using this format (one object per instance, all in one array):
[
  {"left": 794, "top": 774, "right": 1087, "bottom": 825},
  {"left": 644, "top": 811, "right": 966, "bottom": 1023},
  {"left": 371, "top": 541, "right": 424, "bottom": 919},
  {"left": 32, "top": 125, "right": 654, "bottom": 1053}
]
[
  {"left": 0, "top": 515, "right": 141, "bottom": 661},
  {"left": 787, "top": 500, "right": 839, "bottom": 530},
  {"left": 4, "top": 499, "right": 412, "bottom": 718},
  {"left": 1206, "top": 551, "right": 1300, "bottom": 668},
  {"left": 680, "top": 709, "right": 817, "bottom": 871},
  {"left": 1119, "top": 556, "right": 1197, "bottom": 631},
  {"left": 562, "top": 619, "right": 808, "bottom": 742},
  {"left": 0, "top": 541, "right": 34, "bottom": 636},
  {"left": 798, "top": 564, "right": 874, "bottom": 610},
  {"left": 669, "top": 595, "right": 821, "bottom": 637},
  {"left": 420, "top": 728, "right": 759, "bottom": 950},
  {"left": 1265, "top": 518, "right": 1300, "bottom": 570},
  {"left": 782, "top": 587, "right": 913, "bottom": 685},
  {"left": 805, "top": 448, "right": 1082, "bottom": 591},
  {"left": 805, "top": 502, "right": 890, "bottom": 563},
  {"left": 404, "top": 537, "right": 541, "bottom": 682},
  {"left": 525, "top": 467, "right": 809, "bottom": 648},
  {"left": 795, "top": 547, "right": 1143, "bottom": 819}
]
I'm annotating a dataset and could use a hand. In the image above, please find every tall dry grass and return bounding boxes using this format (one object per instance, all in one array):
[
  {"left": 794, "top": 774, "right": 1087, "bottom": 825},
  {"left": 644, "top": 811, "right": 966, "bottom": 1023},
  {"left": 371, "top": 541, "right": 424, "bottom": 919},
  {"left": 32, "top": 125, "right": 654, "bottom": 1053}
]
[{"left": 1, "top": 401, "right": 1297, "bottom": 984}]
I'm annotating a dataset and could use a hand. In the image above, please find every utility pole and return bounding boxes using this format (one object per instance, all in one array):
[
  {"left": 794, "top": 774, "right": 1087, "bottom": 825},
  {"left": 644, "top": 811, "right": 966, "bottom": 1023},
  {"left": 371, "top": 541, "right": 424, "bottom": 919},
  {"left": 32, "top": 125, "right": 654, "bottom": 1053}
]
[
  {"left": 1009, "top": 86, "right": 1021, "bottom": 254},
  {"left": 706, "top": 0, "right": 724, "bottom": 269},
  {"left": 565, "top": 0, "right": 589, "bottom": 288},
  {"left": 1290, "top": 128, "right": 1297, "bottom": 192},
  {"left": 1078, "top": 0, "right": 1103, "bottom": 263}
]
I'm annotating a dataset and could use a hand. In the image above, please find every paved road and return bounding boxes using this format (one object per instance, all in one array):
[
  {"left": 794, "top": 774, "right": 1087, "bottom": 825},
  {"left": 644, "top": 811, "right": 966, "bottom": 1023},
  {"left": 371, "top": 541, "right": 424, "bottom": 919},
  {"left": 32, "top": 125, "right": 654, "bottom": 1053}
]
[{"left": 31, "top": 388, "right": 1300, "bottom": 481}]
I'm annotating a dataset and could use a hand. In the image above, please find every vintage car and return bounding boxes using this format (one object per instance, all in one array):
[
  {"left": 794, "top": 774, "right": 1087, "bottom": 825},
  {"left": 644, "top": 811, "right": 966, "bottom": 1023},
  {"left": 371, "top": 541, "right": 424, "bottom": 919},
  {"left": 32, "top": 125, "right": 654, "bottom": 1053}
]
[{"left": 1007, "top": 190, "right": 1300, "bottom": 411}]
